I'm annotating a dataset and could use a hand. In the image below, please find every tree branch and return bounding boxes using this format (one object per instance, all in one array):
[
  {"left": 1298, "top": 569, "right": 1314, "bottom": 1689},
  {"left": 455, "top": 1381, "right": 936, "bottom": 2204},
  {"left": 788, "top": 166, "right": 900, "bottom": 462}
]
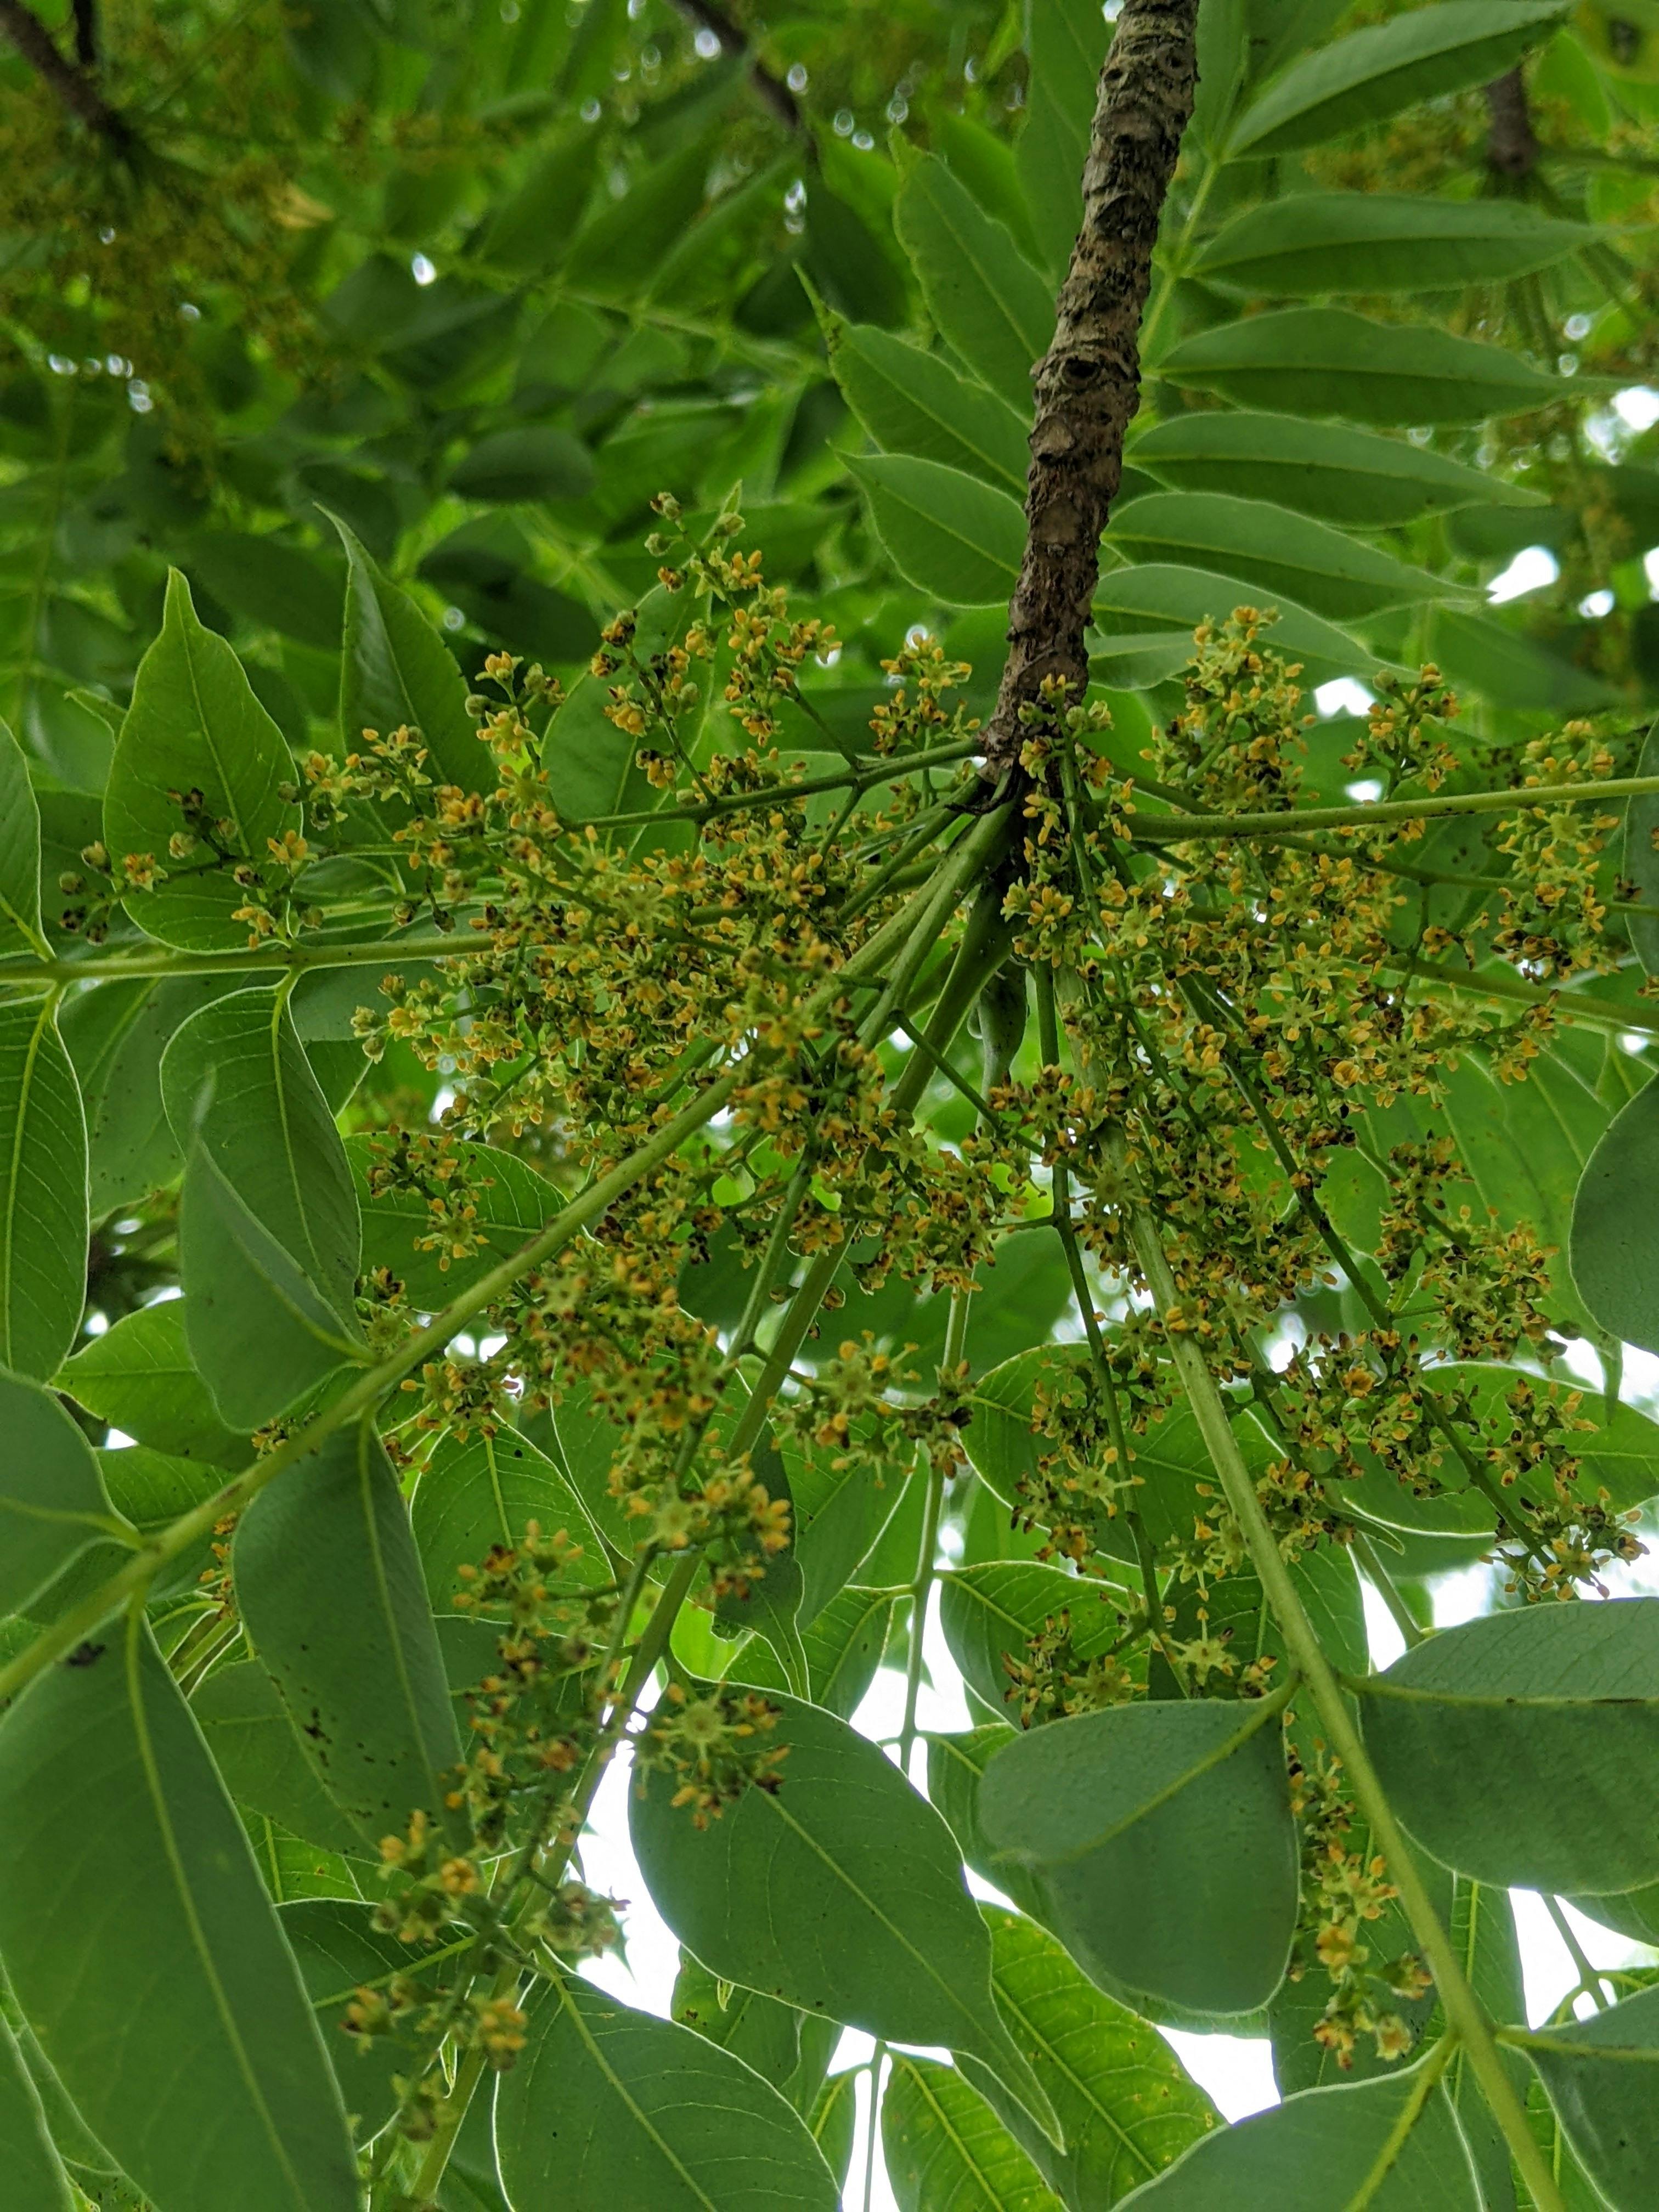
[
  {"left": 983, "top": 0, "right": 1200, "bottom": 774},
  {"left": 670, "top": 0, "right": 802, "bottom": 136},
  {"left": 0, "top": 0, "right": 128, "bottom": 144},
  {"left": 71, "top": 0, "right": 94, "bottom": 68},
  {"left": 1485, "top": 66, "right": 1539, "bottom": 178}
]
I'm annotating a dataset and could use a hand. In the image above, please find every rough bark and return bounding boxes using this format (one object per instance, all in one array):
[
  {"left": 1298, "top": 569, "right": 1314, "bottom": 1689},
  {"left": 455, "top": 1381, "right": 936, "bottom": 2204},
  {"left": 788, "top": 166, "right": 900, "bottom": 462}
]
[
  {"left": 1485, "top": 66, "right": 1539, "bottom": 178},
  {"left": 0, "top": 0, "right": 128, "bottom": 145},
  {"left": 983, "top": 0, "right": 1200, "bottom": 777}
]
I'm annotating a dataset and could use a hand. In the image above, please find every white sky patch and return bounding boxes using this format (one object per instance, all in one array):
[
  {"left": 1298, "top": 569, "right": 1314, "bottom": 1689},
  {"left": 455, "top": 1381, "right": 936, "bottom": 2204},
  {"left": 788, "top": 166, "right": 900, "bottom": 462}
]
[
  {"left": 1487, "top": 546, "right": 1559, "bottom": 605},
  {"left": 1313, "top": 678, "right": 1374, "bottom": 719},
  {"left": 1614, "top": 386, "right": 1659, "bottom": 432}
]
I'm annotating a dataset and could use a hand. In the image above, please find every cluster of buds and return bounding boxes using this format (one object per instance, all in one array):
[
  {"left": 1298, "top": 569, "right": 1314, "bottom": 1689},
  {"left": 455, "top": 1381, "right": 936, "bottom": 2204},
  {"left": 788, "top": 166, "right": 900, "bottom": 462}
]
[{"left": 635, "top": 1681, "right": 789, "bottom": 1829}]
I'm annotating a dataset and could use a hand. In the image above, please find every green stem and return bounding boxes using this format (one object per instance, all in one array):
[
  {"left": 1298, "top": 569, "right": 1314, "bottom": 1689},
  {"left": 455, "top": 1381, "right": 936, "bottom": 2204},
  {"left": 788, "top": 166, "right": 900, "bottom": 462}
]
[
  {"left": 1542, "top": 1895, "right": 1611, "bottom": 2012},
  {"left": 582, "top": 738, "right": 981, "bottom": 831},
  {"left": 0, "top": 932, "right": 464, "bottom": 987},
  {"left": 1124, "top": 772, "right": 1659, "bottom": 844},
  {"left": 1343, "top": 2031, "right": 1458, "bottom": 2212},
  {"left": 1108, "top": 1132, "right": 1566, "bottom": 2212}
]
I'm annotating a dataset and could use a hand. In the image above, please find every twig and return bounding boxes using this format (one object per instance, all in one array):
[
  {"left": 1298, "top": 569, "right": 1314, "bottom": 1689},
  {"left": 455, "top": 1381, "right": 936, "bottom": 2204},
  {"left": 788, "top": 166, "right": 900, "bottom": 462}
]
[
  {"left": 1486, "top": 67, "right": 1539, "bottom": 179},
  {"left": 670, "top": 0, "right": 802, "bottom": 135},
  {"left": 984, "top": 0, "right": 1201, "bottom": 773},
  {"left": 0, "top": 0, "right": 129, "bottom": 144}
]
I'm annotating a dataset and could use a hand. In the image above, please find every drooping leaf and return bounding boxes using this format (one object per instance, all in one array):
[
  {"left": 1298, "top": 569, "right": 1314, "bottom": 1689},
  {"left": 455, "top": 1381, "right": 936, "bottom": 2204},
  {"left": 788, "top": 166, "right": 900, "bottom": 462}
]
[
  {"left": 1523, "top": 1984, "right": 1659, "bottom": 2211},
  {"left": 193, "top": 1661, "right": 370, "bottom": 1858},
  {"left": 892, "top": 155, "right": 1052, "bottom": 415},
  {"left": 103, "top": 570, "right": 300, "bottom": 952},
  {"left": 1104, "top": 491, "right": 1454, "bottom": 622},
  {"left": 347, "top": 1131, "right": 558, "bottom": 1308},
  {"left": 1193, "top": 193, "right": 1591, "bottom": 296},
  {"left": 411, "top": 1424, "right": 610, "bottom": 1613},
  {"left": 57, "top": 1297, "right": 251, "bottom": 1466},
  {"left": 1361, "top": 1597, "right": 1659, "bottom": 1894},
  {"left": 979, "top": 1698, "right": 1298, "bottom": 2015},
  {"left": 162, "top": 985, "right": 362, "bottom": 1426},
  {"left": 494, "top": 1971, "right": 840, "bottom": 2210},
  {"left": 848, "top": 455, "right": 1025, "bottom": 607},
  {"left": 0, "top": 1613, "right": 358, "bottom": 2212},
  {"left": 0, "top": 2016, "right": 74, "bottom": 2212},
  {"left": 0, "top": 994, "right": 86, "bottom": 1383},
  {"left": 0, "top": 1368, "right": 119, "bottom": 1621},
  {"left": 332, "top": 514, "right": 483, "bottom": 793},
  {"left": 826, "top": 319, "right": 1029, "bottom": 494},
  {"left": 0, "top": 717, "right": 43, "bottom": 952},
  {"left": 1111, "top": 2057, "right": 1482, "bottom": 2206},
  {"left": 882, "top": 2052, "right": 1063, "bottom": 2212},
  {"left": 630, "top": 1686, "right": 1061, "bottom": 2142},
  {"left": 1570, "top": 1075, "right": 1659, "bottom": 1354},
  {"left": 1130, "top": 410, "right": 1543, "bottom": 526},
  {"left": 1159, "top": 308, "right": 1565, "bottom": 425},
  {"left": 234, "top": 1422, "right": 463, "bottom": 1852},
  {"left": 1228, "top": 1, "right": 1572, "bottom": 156}
]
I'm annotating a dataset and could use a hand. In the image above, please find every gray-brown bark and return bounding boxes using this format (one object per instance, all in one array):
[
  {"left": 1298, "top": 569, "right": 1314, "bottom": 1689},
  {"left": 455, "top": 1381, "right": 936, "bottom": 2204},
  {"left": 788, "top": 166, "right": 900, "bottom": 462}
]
[
  {"left": 983, "top": 0, "right": 1200, "bottom": 777},
  {"left": 0, "top": 0, "right": 128, "bottom": 145},
  {"left": 1485, "top": 66, "right": 1538, "bottom": 178}
]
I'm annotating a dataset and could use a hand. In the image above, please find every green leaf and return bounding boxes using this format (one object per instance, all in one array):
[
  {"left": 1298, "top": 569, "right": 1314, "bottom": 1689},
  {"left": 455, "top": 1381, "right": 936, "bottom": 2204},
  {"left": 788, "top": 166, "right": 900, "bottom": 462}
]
[
  {"left": 1017, "top": 0, "right": 1107, "bottom": 275},
  {"left": 0, "top": 1368, "right": 118, "bottom": 1620},
  {"left": 103, "top": 570, "right": 300, "bottom": 952},
  {"left": 348, "top": 1131, "right": 558, "bottom": 1308},
  {"left": 807, "top": 2071, "right": 858, "bottom": 2191},
  {"left": 0, "top": 1613, "right": 357, "bottom": 2212},
  {"left": 673, "top": 1949, "right": 803, "bottom": 2092},
  {"left": 630, "top": 1686, "right": 1062, "bottom": 2143},
  {"left": 1523, "top": 1984, "right": 1659, "bottom": 2211},
  {"left": 1105, "top": 492, "right": 1454, "bottom": 623},
  {"left": 826, "top": 320, "right": 1029, "bottom": 494},
  {"left": 470, "top": 132, "right": 599, "bottom": 274},
  {"left": 0, "top": 995, "right": 86, "bottom": 1381},
  {"left": 0, "top": 2016, "right": 74, "bottom": 2212},
  {"left": 331, "top": 514, "right": 483, "bottom": 793},
  {"left": 564, "top": 139, "right": 717, "bottom": 300},
  {"left": 1361, "top": 1596, "right": 1659, "bottom": 1894},
  {"left": 1130, "top": 411, "right": 1543, "bottom": 527},
  {"left": 1193, "top": 0, "right": 1248, "bottom": 154},
  {"left": 1193, "top": 193, "right": 1593, "bottom": 296},
  {"left": 193, "top": 1661, "right": 370, "bottom": 1857},
  {"left": 1092, "top": 566, "right": 1380, "bottom": 688},
  {"left": 927, "top": 1725, "right": 1054, "bottom": 1926},
  {"left": 449, "top": 426, "right": 595, "bottom": 504},
  {"left": 162, "top": 985, "right": 362, "bottom": 1427},
  {"left": 893, "top": 155, "right": 1053, "bottom": 414},
  {"left": 1571, "top": 1075, "right": 1659, "bottom": 1353},
  {"left": 185, "top": 531, "right": 344, "bottom": 652},
  {"left": 0, "top": 718, "right": 43, "bottom": 952},
  {"left": 58, "top": 1297, "right": 251, "bottom": 1466},
  {"left": 1228, "top": 1, "right": 1571, "bottom": 156},
  {"left": 1159, "top": 308, "right": 1566, "bottom": 424},
  {"left": 784, "top": 1434, "right": 909, "bottom": 1625},
  {"left": 939, "top": 1561, "right": 1130, "bottom": 1716},
  {"left": 411, "top": 1424, "right": 610, "bottom": 1613},
  {"left": 882, "top": 2052, "right": 1063, "bottom": 2211},
  {"left": 279, "top": 1899, "right": 464, "bottom": 2144},
  {"left": 972, "top": 1903, "right": 1219, "bottom": 2203},
  {"left": 848, "top": 455, "right": 1024, "bottom": 607},
  {"left": 1625, "top": 724, "right": 1659, "bottom": 978},
  {"left": 234, "top": 1422, "right": 464, "bottom": 1853},
  {"left": 728, "top": 1584, "right": 898, "bottom": 1721},
  {"left": 63, "top": 975, "right": 245, "bottom": 1216},
  {"left": 541, "top": 581, "right": 689, "bottom": 824},
  {"left": 494, "top": 1971, "right": 840, "bottom": 2209},
  {"left": 1110, "top": 2057, "right": 1482, "bottom": 2205},
  {"left": 979, "top": 1698, "right": 1297, "bottom": 2015}
]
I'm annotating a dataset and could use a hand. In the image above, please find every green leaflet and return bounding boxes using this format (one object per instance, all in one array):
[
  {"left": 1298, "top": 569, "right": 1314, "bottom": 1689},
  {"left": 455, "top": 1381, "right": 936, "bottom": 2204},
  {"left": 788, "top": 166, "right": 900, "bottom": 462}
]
[
  {"left": 279, "top": 1899, "right": 466, "bottom": 2144},
  {"left": 162, "top": 985, "right": 362, "bottom": 1426},
  {"left": 1627, "top": 723, "right": 1659, "bottom": 977},
  {"left": 103, "top": 570, "right": 300, "bottom": 952},
  {"left": 882, "top": 2053, "right": 1063, "bottom": 2212},
  {"left": 848, "top": 454, "right": 1025, "bottom": 607},
  {"left": 1570, "top": 1075, "right": 1659, "bottom": 1354},
  {"left": 193, "top": 1660, "right": 369, "bottom": 1857},
  {"left": 0, "top": 994, "right": 86, "bottom": 1383},
  {"left": 979, "top": 1699, "right": 1297, "bottom": 2016},
  {"left": 0, "top": 1368, "right": 119, "bottom": 1620},
  {"left": 893, "top": 154, "right": 1053, "bottom": 414},
  {"left": 630, "top": 1686, "right": 1062, "bottom": 2144},
  {"left": 1104, "top": 490, "right": 1455, "bottom": 623},
  {"left": 972, "top": 1904, "right": 1218, "bottom": 2203},
  {"left": 1017, "top": 0, "right": 1104, "bottom": 274},
  {"left": 1523, "top": 1984, "right": 1659, "bottom": 2211},
  {"left": 411, "top": 1424, "right": 610, "bottom": 1613},
  {"left": 808, "top": 2070, "right": 859, "bottom": 2192},
  {"left": 1361, "top": 1598, "right": 1659, "bottom": 1895},
  {"left": 63, "top": 974, "right": 243, "bottom": 1216},
  {"left": 926, "top": 1725, "right": 1053, "bottom": 1925},
  {"left": 1091, "top": 565, "right": 1379, "bottom": 689},
  {"left": 1130, "top": 410, "right": 1542, "bottom": 526},
  {"left": 1159, "top": 307, "right": 1565, "bottom": 424},
  {"left": 0, "top": 2016, "right": 74, "bottom": 2212},
  {"left": 0, "top": 1613, "right": 357, "bottom": 2212},
  {"left": 541, "top": 580, "right": 689, "bottom": 824},
  {"left": 449, "top": 425, "right": 595, "bottom": 503},
  {"left": 347, "top": 1130, "right": 559, "bottom": 1308},
  {"left": 1112, "top": 2058, "right": 1482, "bottom": 2206},
  {"left": 826, "top": 319, "right": 1030, "bottom": 494},
  {"left": 494, "top": 1971, "right": 840, "bottom": 2210},
  {"left": 1228, "top": 1, "right": 1570, "bottom": 156},
  {"left": 234, "top": 1423, "right": 463, "bottom": 1852},
  {"left": 58, "top": 1297, "right": 251, "bottom": 1466},
  {"left": 0, "top": 716, "right": 43, "bottom": 953},
  {"left": 185, "top": 530, "right": 343, "bottom": 652},
  {"left": 729, "top": 1584, "right": 897, "bottom": 1721},
  {"left": 672, "top": 1949, "right": 804, "bottom": 2094},
  {"left": 939, "top": 1560, "right": 1130, "bottom": 1716},
  {"left": 331, "top": 514, "right": 483, "bottom": 792},
  {"left": 1196, "top": 190, "right": 1591, "bottom": 296},
  {"left": 782, "top": 1429, "right": 909, "bottom": 1624}
]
